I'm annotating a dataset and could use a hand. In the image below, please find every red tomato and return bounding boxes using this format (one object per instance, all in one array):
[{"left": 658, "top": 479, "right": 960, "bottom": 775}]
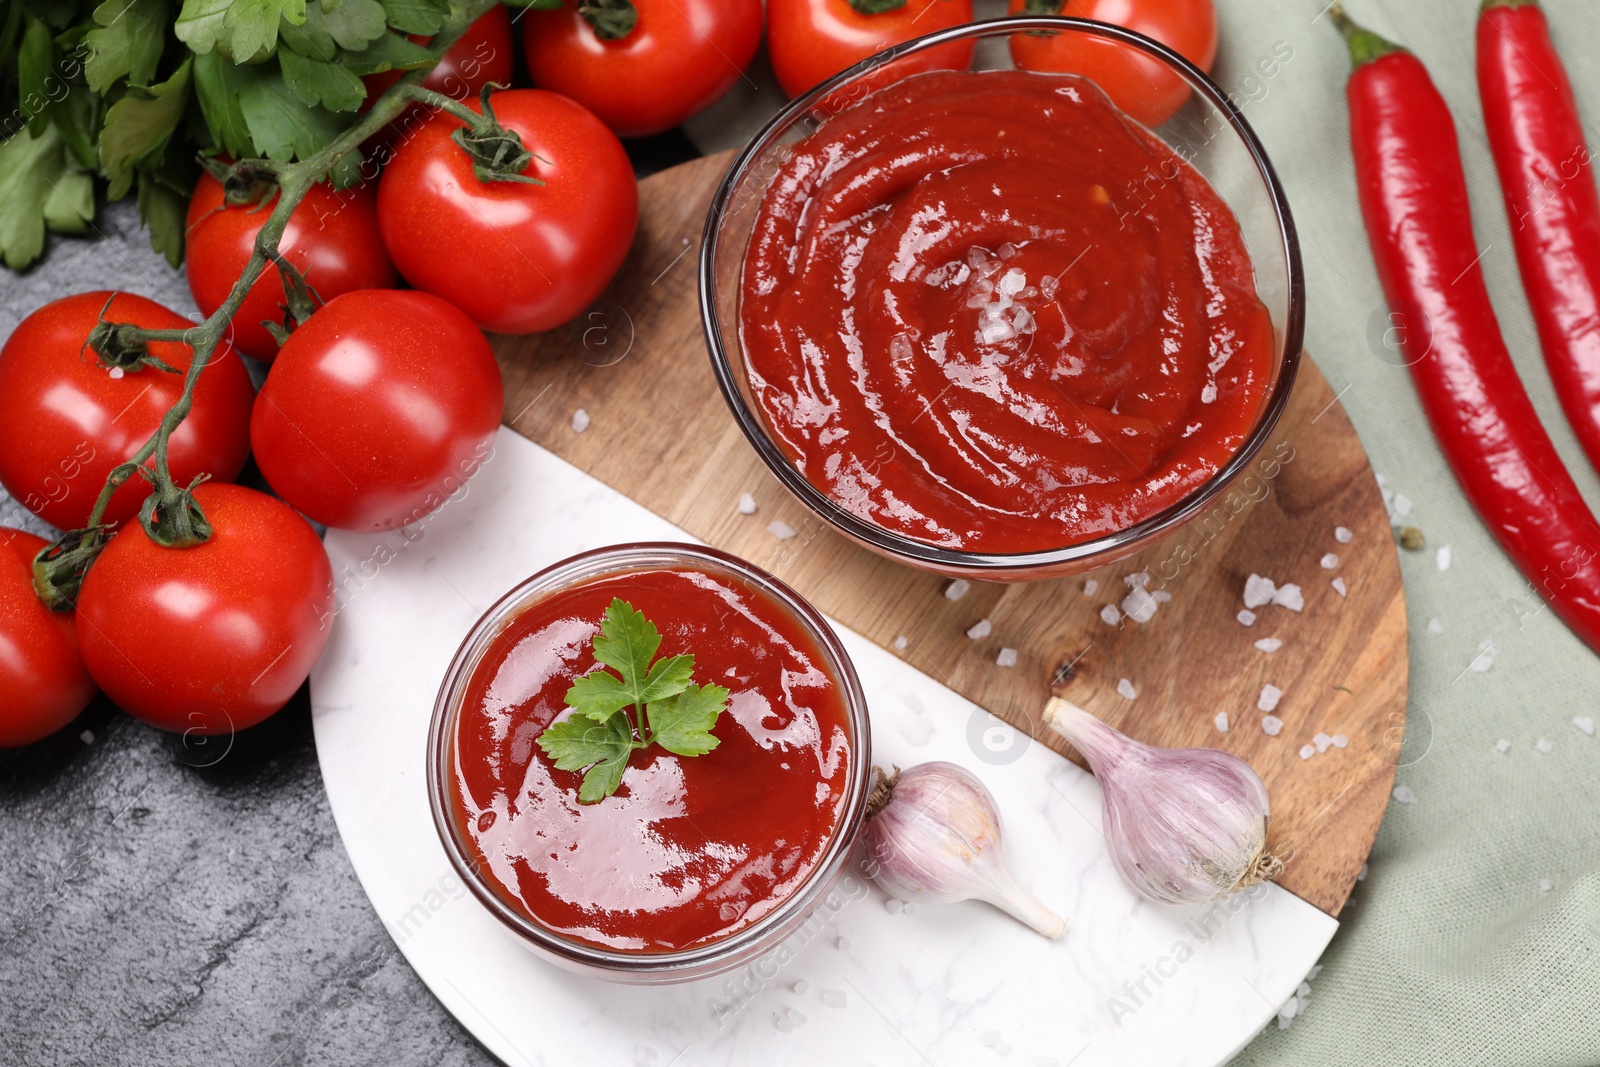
[
  {"left": 0, "top": 528, "right": 96, "bottom": 747},
  {"left": 377, "top": 89, "right": 639, "bottom": 335},
  {"left": 766, "top": 0, "right": 975, "bottom": 101},
  {"left": 251, "top": 290, "right": 504, "bottom": 531},
  {"left": 1007, "top": 0, "right": 1218, "bottom": 128},
  {"left": 74, "top": 483, "right": 334, "bottom": 735},
  {"left": 0, "top": 291, "right": 254, "bottom": 531},
  {"left": 521, "top": 0, "right": 763, "bottom": 138},
  {"left": 185, "top": 173, "right": 398, "bottom": 361},
  {"left": 363, "top": 5, "right": 515, "bottom": 105}
]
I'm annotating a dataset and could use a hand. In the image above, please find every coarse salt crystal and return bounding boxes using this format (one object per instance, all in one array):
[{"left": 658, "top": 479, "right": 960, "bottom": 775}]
[
  {"left": 981, "top": 321, "right": 1015, "bottom": 344},
  {"left": 1243, "top": 573, "right": 1277, "bottom": 608},
  {"left": 1539, "top": 879, "right": 1554, "bottom": 893},
  {"left": 1427, "top": 617, "right": 1444, "bottom": 635},
  {"left": 996, "top": 647, "right": 1018, "bottom": 668},
  {"left": 1298, "top": 982, "right": 1312, "bottom": 999},
  {"left": 820, "top": 990, "right": 848, "bottom": 1009},
  {"left": 1393, "top": 784, "right": 1417, "bottom": 804},
  {"left": 768, "top": 520, "right": 796, "bottom": 541},
  {"left": 108, "top": 366, "right": 125, "bottom": 379},
  {"left": 571, "top": 408, "right": 590, "bottom": 433},
  {"left": 1152, "top": 589, "right": 1172, "bottom": 603},
  {"left": 893, "top": 635, "right": 908, "bottom": 651},
  {"left": 944, "top": 579, "right": 971, "bottom": 601},
  {"left": 1574, "top": 716, "right": 1595, "bottom": 736},
  {"left": 1117, "top": 678, "right": 1138, "bottom": 700},
  {"left": 1471, "top": 639, "right": 1496, "bottom": 673},
  {"left": 1495, "top": 738, "right": 1511, "bottom": 753},
  {"left": 1437, "top": 545, "right": 1452, "bottom": 571},
  {"left": 1258, "top": 684, "right": 1283, "bottom": 712},
  {"left": 1313, "top": 732, "right": 1333, "bottom": 752},
  {"left": 1335, "top": 526, "right": 1353, "bottom": 544},
  {"left": 1254, "top": 638, "right": 1283, "bottom": 653},
  {"left": 1262, "top": 715, "right": 1284, "bottom": 736},
  {"left": 79, "top": 730, "right": 94, "bottom": 745},
  {"left": 1273, "top": 584, "right": 1305, "bottom": 611},
  {"left": 1083, "top": 578, "right": 1099, "bottom": 595},
  {"left": 884, "top": 898, "right": 904, "bottom": 914},
  {"left": 1215, "top": 712, "right": 1230, "bottom": 733},
  {"left": 1100, "top": 604, "right": 1121, "bottom": 626},
  {"left": 1237, "top": 609, "right": 1257, "bottom": 627},
  {"left": 1308, "top": 966, "right": 1323, "bottom": 980},
  {"left": 1331, "top": 577, "right": 1348, "bottom": 598},
  {"left": 1393, "top": 493, "right": 1414, "bottom": 517},
  {"left": 792, "top": 980, "right": 810, "bottom": 994},
  {"left": 737, "top": 492, "right": 758, "bottom": 515},
  {"left": 1320, "top": 553, "right": 1340, "bottom": 570},
  {"left": 966, "top": 619, "right": 992, "bottom": 640},
  {"left": 1358, "top": 863, "right": 1368, "bottom": 881},
  {"left": 1122, "top": 586, "right": 1158, "bottom": 624},
  {"left": 1124, "top": 570, "right": 1151, "bottom": 588},
  {"left": 1299, "top": 744, "right": 1315, "bottom": 760},
  {"left": 1332, "top": 733, "right": 1348, "bottom": 749},
  {"left": 1535, "top": 737, "right": 1553, "bottom": 753}
]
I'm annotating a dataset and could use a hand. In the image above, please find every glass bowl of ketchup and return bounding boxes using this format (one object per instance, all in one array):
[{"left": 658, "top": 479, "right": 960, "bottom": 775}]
[
  {"left": 427, "top": 542, "right": 872, "bottom": 983},
  {"left": 701, "top": 18, "right": 1304, "bottom": 580}
]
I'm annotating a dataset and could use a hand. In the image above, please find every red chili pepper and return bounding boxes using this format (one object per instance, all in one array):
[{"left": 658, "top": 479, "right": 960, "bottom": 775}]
[
  {"left": 1333, "top": 6, "right": 1600, "bottom": 652},
  {"left": 1477, "top": 0, "right": 1600, "bottom": 475}
]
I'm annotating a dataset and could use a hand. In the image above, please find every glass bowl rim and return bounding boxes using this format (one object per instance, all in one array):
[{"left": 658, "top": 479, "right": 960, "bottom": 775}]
[
  {"left": 698, "top": 16, "right": 1307, "bottom": 573},
  {"left": 425, "top": 541, "right": 874, "bottom": 976}
]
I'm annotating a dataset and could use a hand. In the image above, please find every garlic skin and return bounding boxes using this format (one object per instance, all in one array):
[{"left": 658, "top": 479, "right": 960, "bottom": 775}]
[
  {"left": 1043, "top": 698, "right": 1283, "bottom": 906},
  {"left": 861, "top": 761, "right": 1066, "bottom": 939}
]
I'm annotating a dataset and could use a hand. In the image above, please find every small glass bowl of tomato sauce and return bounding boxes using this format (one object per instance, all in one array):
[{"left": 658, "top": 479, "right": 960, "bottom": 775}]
[
  {"left": 427, "top": 542, "right": 872, "bottom": 983},
  {"left": 701, "top": 18, "right": 1305, "bottom": 581}
]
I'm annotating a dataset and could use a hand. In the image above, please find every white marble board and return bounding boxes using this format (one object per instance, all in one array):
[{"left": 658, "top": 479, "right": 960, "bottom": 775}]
[{"left": 310, "top": 427, "right": 1336, "bottom": 1067}]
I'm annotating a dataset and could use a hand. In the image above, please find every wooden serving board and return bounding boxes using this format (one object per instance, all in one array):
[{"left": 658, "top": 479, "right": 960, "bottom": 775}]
[{"left": 489, "top": 150, "right": 1407, "bottom": 918}]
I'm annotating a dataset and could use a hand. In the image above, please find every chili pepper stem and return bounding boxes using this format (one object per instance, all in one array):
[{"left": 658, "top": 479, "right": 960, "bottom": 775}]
[
  {"left": 29, "top": 0, "right": 504, "bottom": 607},
  {"left": 1327, "top": 3, "right": 1406, "bottom": 70}
]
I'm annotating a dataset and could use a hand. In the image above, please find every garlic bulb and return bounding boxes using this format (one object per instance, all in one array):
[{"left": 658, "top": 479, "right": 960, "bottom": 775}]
[
  {"left": 861, "top": 761, "right": 1066, "bottom": 939},
  {"left": 1043, "top": 698, "right": 1283, "bottom": 906}
]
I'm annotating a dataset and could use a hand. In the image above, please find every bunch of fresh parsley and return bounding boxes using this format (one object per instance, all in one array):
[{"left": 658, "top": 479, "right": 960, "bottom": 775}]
[
  {"left": 537, "top": 598, "right": 732, "bottom": 803},
  {"left": 0, "top": 0, "right": 538, "bottom": 271}
]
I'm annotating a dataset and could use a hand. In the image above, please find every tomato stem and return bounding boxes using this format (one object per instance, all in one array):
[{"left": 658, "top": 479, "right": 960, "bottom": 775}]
[
  {"left": 29, "top": 0, "right": 505, "bottom": 609},
  {"left": 578, "top": 0, "right": 638, "bottom": 39},
  {"left": 401, "top": 82, "right": 546, "bottom": 185}
]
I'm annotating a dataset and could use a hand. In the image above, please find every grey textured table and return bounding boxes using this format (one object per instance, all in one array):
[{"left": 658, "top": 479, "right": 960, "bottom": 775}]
[{"left": 0, "top": 133, "right": 698, "bottom": 1067}]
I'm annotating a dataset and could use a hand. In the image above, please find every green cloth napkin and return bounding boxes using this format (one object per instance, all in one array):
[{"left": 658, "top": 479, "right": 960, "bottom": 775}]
[{"left": 1216, "top": 2, "right": 1600, "bottom": 1063}]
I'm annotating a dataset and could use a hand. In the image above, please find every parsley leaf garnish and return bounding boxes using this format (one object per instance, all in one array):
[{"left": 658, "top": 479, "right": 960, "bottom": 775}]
[
  {"left": 647, "top": 684, "right": 730, "bottom": 758},
  {"left": 536, "top": 598, "right": 731, "bottom": 803}
]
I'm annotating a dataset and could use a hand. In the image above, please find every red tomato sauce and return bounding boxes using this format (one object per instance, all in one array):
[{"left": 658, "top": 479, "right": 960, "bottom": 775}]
[
  {"left": 448, "top": 567, "right": 853, "bottom": 952},
  {"left": 739, "top": 70, "right": 1276, "bottom": 553}
]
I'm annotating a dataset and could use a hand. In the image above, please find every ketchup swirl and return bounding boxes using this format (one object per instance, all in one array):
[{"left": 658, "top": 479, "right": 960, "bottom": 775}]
[{"left": 739, "top": 70, "right": 1276, "bottom": 553}]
